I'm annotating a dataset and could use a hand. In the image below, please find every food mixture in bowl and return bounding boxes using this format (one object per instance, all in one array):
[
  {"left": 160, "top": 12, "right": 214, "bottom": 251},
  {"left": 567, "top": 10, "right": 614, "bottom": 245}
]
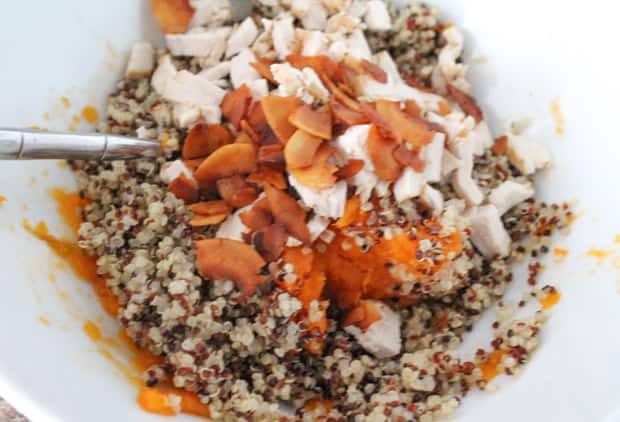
[{"left": 70, "top": 0, "right": 572, "bottom": 420}]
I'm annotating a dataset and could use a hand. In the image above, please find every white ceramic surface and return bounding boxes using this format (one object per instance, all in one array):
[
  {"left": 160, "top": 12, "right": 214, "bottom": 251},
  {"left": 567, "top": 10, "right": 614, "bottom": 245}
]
[{"left": 0, "top": 1, "right": 619, "bottom": 421}]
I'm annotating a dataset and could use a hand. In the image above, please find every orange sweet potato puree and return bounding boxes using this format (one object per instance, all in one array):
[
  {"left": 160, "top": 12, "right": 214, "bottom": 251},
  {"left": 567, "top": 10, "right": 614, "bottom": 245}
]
[
  {"left": 138, "top": 387, "right": 211, "bottom": 418},
  {"left": 478, "top": 349, "right": 508, "bottom": 382}
]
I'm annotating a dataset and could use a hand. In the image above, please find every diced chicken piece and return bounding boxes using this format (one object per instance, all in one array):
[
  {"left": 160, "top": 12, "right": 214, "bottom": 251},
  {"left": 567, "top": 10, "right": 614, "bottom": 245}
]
[
  {"left": 441, "top": 150, "right": 462, "bottom": 180},
  {"left": 333, "top": 125, "right": 379, "bottom": 203},
  {"left": 162, "top": 70, "right": 227, "bottom": 106},
  {"left": 300, "top": 30, "right": 329, "bottom": 56},
  {"left": 272, "top": 14, "right": 297, "bottom": 60},
  {"left": 509, "top": 116, "right": 532, "bottom": 135},
  {"left": 199, "top": 61, "right": 231, "bottom": 81},
  {"left": 427, "top": 110, "right": 475, "bottom": 142},
  {"left": 271, "top": 63, "right": 329, "bottom": 104},
  {"left": 325, "top": 13, "right": 361, "bottom": 33},
  {"left": 373, "top": 51, "right": 403, "bottom": 84},
  {"left": 374, "top": 180, "right": 391, "bottom": 198},
  {"left": 347, "top": 29, "right": 372, "bottom": 60},
  {"left": 215, "top": 195, "right": 264, "bottom": 241},
  {"left": 230, "top": 48, "right": 261, "bottom": 89},
  {"left": 364, "top": 0, "right": 391, "bottom": 31},
  {"left": 437, "top": 26, "right": 470, "bottom": 93},
  {"left": 151, "top": 55, "right": 177, "bottom": 95},
  {"left": 160, "top": 160, "right": 195, "bottom": 184},
  {"left": 345, "top": 301, "right": 402, "bottom": 359},
  {"left": 506, "top": 134, "right": 551, "bottom": 175},
  {"left": 286, "top": 236, "right": 304, "bottom": 247},
  {"left": 199, "top": 105, "right": 222, "bottom": 124},
  {"left": 469, "top": 205, "right": 511, "bottom": 258},
  {"left": 326, "top": 38, "right": 349, "bottom": 62},
  {"left": 226, "top": 17, "right": 259, "bottom": 58},
  {"left": 449, "top": 139, "right": 484, "bottom": 205},
  {"left": 357, "top": 78, "right": 444, "bottom": 111},
  {"left": 394, "top": 167, "right": 424, "bottom": 203},
  {"left": 289, "top": 176, "right": 347, "bottom": 219},
  {"left": 421, "top": 133, "right": 445, "bottom": 183},
  {"left": 489, "top": 180, "right": 535, "bottom": 215},
  {"left": 173, "top": 103, "right": 201, "bottom": 128},
  {"left": 346, "top": 0, "right": 367, "bottom": 17},
  {"left": 126, "top": 42, "right": 155, "bottom": 79},
  {"left": 421, "top": 184, "right": 444, "bottom": 212},
  {"left": 166, "top": 27, "right": 231, "bottom": 60},
  {"left": 189, "top": 0, "right": 232, "bottom": 29},
  {"left": 322, "top": 0, "right": 352, "bottom": 14},
  {"left": 136, "top": 126, "right": 156, "bottom": 140},
  {"left": 291, "top": 0, "right": 328, "bottom": 30},
  {"left": 307, "top": 215, "right": 330, "bottom": 241},
  {"left": 467, "top": 120, "right": 494, "bottom": 156},
  {"left": 246, "top": 79, "right": 269, "bottom": 100}
]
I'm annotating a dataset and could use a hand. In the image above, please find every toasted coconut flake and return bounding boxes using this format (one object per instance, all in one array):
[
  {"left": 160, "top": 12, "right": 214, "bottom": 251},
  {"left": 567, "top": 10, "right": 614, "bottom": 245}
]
[
  {"left": 195, "top": 238, "right": 267, "bottom": 297},
  {"left": 257, "top": 144, "right": 285, "bottom": 167},
  {"left": 260, "top": 96, "right": 303, "bottom": 143},
  {"left": 322, "top": 76, "right": 361, "bottom": 112},
  {"left": 250, "top": 59, "right": 277, "bottom": 84},
  {"left": 492, "top": 135, "right": 508, "bottom": 156},
  {"left": 284, "top": 129, "right": 324, "bottom": 169},
  {"left": 234, "top": 132, "right": 253, "bottom": 144},
  {"left": 404, "top": 75, "right": 437, "bottom": 93},
  {"left": 330, "top": 98, "right": 370, "bottom": 126},
  {"left": 447, "top": 83, "right": 483, "bottom": 123},
  {"left": 367, "top": 124, "right": 402, "bottom": 181},
  {"left": 183, "top": 158, "right": 205, "bottom": 172},
  {"left": 168, "top": 173, "right": 199, "bottom": 204},
  {"left": 257, "top": 125, "right": 280, "bottom": 146},
  {"left": 247, "top": 101, "right": 267, "bottom": 130},
  {"left": 403, "top": 100, "right": 422, "bottom": 118},
  {"left": 438, "top": 100, "right": 452, "bottom": 116},
  {"left": 342, "top": 300, "right": 382, "bottom": 331},
  {"left": 221, "top": 85, "right": 253, "bottom": 129},
  {"left": 247, "top": 166, "right": 287, "bottom": 189},
  {"left": 375, "top": 100, "right": 437, "bottom": 148},
  {"left": 194, "top": 143, "right": 257, "bottom": 187},
  {"left": 285, "top": 54, "right": 339, "bottom": 81},
  {"left": 239, "top": 198, "right": 273, "bottom": 231},
  {"left": 393, "top": 144, "right": 425, "bottom": 172},
  {"left": 360, "top": 59, "right": 387, "bottom": 83},
  {"left": 252, "top": 224, "right": 288, "bottom": 260},
  {"left": 289, "top": 144, "right": 338, "bottom": 189},
  {"left": 189, "top": 200, "right": 232, "bottom": 216},
  {"left": 151, "top": 0, "right": 194, "bottom": 34},
  {"left": 216, "top": 174, "right": 249, "bottom": 201},
  {"left": 182, "top": 123, "right": 233, "bottom": 160},
  {"left": 335, "top": 159, "right": 365, "bottom": 179},
  {"left": 228, "top": 187, "right": 259, "bottom": 208},
  {"left": 264, "top": 184, "right": 311, "bottom": 244},
  {"left": 359, "top": 102, "right": 401, "bottom": 143},
  {"left": 288, "top": 105, "right": 332, "bottom": 140},
  {"left": 240, "top": 120, "right": 259, "bottom": 144},
  {"left": 190, "top": 213, "right": 229, "bottom": 226}
]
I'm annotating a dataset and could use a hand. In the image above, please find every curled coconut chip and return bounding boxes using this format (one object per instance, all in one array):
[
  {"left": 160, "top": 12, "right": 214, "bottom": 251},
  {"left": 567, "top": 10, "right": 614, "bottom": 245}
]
[
  {"left": 250, "top": 59, "right": 277, "bottom": 84},
  {"left": 330, "top": 98, "right": 369, "bottom": 126},
  {"left": 168, "top": 173, "right": 198, "bottom": 204},
  {"left": 252, "top": 224, "right": 288, "bottom": 261},
  {"left": 288, "top": 105, "right": 332, "bottom": 140},
  {"left": 221, "top": 85, "right": 253, "bottom": 129},
  {"left": 375, "top": 100, "right": 437, "bottom": 148},
  {"left": 335, "top": 159, "right": 365, "bottom": 179},
  {"left": 239, "top": 198, "right": 273, "bottom": 231},
  {"left": 194, "top": 143, "right": 258, "bottom": 187},
  {"left": 260, "top": 96, "right": 303, "bottom": 143},
  {"left": 189, "top": 200, "right": 233, "bottom": 227},
  {"left": 367, "top": 124, "right": 402, "bottom": 181},
  {"left": 447, "top": 83, "right": 483, "bottom": 123},
  {"left": 393, "top": 144, "right": 425, "bottom": 172},
  {"left": 247, "top": 166, "right": 287, "bottom": 189},
  {"left": 284, "top": 129, "right": 324, "bottom": 169},
  {"left": 288, "top": 143, "right": 338, "bottom": 189},
  {"left": 182, "top": 123, "right": 233, "bottom": 160},
  {"left": 151, "top": 0, "right": 194, "bottom": 34},
  {"left": 264, "top": 183, "right": 311, "bottom": 244},
  {"left": 257, "top": 144, "right": 285, "bottom": 167}
]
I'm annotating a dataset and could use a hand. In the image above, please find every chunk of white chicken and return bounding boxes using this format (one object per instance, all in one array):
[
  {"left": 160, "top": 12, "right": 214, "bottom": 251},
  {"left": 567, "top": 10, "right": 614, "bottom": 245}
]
[
  {"left": 199, "top": 105, "right": 222, "bottom": 124},
  {"left": 346, "top": 0, "right": 368, "bottom": 18},
  {"left": 172, "top": 103, "right": 201, "bottom": 128},
  {"left": 126, "top": 42, "right": 155, "bottom": 79},
  {"left": 364, "top": 0, "right": 392, "bottom": 31},
  {"left": 307, "top": 215, "right": 331, "bottom": 241},
  {"left": 160, "top": 160, "right": 195, "bottom": 184},
  {"left": 271, "top": 63, "right": 329, "bottom": 104},
  {"left": 421, "top": 184, "right": 444, "bottom": 213},
  {"left": 299, "top": 30, "right": 329, "bottom": 56},
  {"left": 291, "top": 0, "right": 328, "bottom": 30},
  {"left": 506, "top": 134, "right": 551, "bottom": 175},
  {"left": 373, "top": 51, "right": 403, "bottom": 84},
  {"left": 199, "top": 61, "right": 231, "bottom": 81},
  {"left": 333, "top": 124, "right": 378, "bottom": 203},
  {"left": 162, "top": 70, "right": 227, "bottom": 107},
  {"left": 226, "top": 17, "right": 259, "bottom": 58},
  {"left": 421, "top": 133, "right": 445, "bottom": 183},
  {"left": 289, "top": 176, "right": 347, "bottom": 219},
  {"left": 325, "top": 13, "right": 361, "bottom": 33},
  {"left": 189, "top": 0, "right": 232, "bottom": 29},
  {"left": 151, "top": 55, "right": 177, "bottom": 95},
  {"left": 246, "top": 79, "right": 269, "bottom": 100},
  {"left": 356, "top": 77, "right": 444, "bottom": 112},
  {"left": 394, "top": 167, "right": 424, "bottom": 203},
  {"left": 469, "top": 205, "right": 511, "bottom": 258},
  {"left": 230, "top": 48, "right": 261, "bottom": 89},
  {"left": 165, "top": 27, "right": 230, "bottom": 60},
  {"left": 468, "top": 121, "right": 494, "bottom": 156},
  {"left": 436, "top": 26, "right": 470, "bottom": 93},
  {"left": 272, "top": 13, "right": 296, "bottom": 60},
  {"left": 441, "top": 150, "right": 462, "bottom": 180},
  {"left": 345, "top": 301, "right": 402, "bottom": 359},
  {"left": 449, "top": 138, "right": 484, "bottom": 205},
  {"left": 347, "top": 29, "right": 373, "bottom": 60},
  {"left": 322, "top": 0, "right": 353, "bottom": 14},
  {"left": 489, "top": 180, "right": 535, "bottom": 215}
]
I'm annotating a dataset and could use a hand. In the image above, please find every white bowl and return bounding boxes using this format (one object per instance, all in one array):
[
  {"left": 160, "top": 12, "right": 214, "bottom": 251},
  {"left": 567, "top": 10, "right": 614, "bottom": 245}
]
[{"left": 1, "top": 1, "right": 620, "bottom": 421}]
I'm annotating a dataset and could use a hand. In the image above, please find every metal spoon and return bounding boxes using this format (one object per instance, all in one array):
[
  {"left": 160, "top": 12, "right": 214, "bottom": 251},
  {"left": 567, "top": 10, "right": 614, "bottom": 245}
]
[{"left": 0, "top": 128, "right": 160, "bottom": 161}]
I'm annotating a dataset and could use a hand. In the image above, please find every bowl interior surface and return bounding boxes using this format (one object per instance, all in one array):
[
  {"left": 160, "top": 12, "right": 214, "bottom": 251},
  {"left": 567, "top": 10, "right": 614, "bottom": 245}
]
[{"left": 0, "top": 1, "right": 619, "bottom": 421}]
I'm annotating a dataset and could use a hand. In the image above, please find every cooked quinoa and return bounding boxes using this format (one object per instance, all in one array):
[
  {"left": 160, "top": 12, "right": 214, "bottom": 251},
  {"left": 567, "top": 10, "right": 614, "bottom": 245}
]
[{"left": 72, "top": 1, "right": 571, "bottom": 420}]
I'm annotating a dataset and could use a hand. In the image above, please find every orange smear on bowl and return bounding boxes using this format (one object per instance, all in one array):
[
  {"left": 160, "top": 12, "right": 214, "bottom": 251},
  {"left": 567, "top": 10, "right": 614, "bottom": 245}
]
[
  {"left": 550, "top": 99, "right": 564, "bottom": 136},
  {"left": 478, "top": 349, "right": 508, "bottom": 382},
  {"left": 137, "top": 388, "right": 211, "bottom": 418},
  {"left": 539, "top": 289, "right": 561, "bottom": 310},
  {"left": 60, "top": 96, "right": 71, "bottom": 108},
  {"left": 0, "top": 195, "right": 6, "bottom": 204},
  {"left": 50, "top": 188, "right": 90, "bottom": 236},
  {"left": 81, "top": 106, "right": 99, "bottom": 124}
]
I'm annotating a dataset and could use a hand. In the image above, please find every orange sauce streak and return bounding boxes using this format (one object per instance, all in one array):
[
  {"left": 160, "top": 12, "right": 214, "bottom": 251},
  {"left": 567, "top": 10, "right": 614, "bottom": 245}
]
[
  {"left": 50, "top": 188, "right": 90, "bottom": 236},
  {"left": 61, "top": 96, "right": 71, "bottom": 108},
  {"left": 0, "top": 195, "right": 5, "bottom": 203},
  {"left": 72, "top": 115, "right": 81, "bottom": 124},
  {"left": 550, "top": 100, "right": 564, "bottom": 136},
  {"left": 37, "top": 316, "right": 51, "bottom": 326},
  {"left": 137, "top": 388, "right": 211, "bottom": 418},
  {"left": 553, "top": 248, "right": 568, "bottom": 257},
  {"left": 586, "top": 248, "right": 611, "bottom": 264},
  {"left": 81, "top": 106, "right": 99, "bottom": 124},
  {"left": 478, "top": 349, "right": 508, "bottom": 382},
  {"left": 615, "top": 234, "right": 620, "bottom": 244},
  {"left": 160, "top": 133, "right": 170, "bottom": 152},
  {"left": 539, "top": 290, "right": 561, "bottom": 310}
]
